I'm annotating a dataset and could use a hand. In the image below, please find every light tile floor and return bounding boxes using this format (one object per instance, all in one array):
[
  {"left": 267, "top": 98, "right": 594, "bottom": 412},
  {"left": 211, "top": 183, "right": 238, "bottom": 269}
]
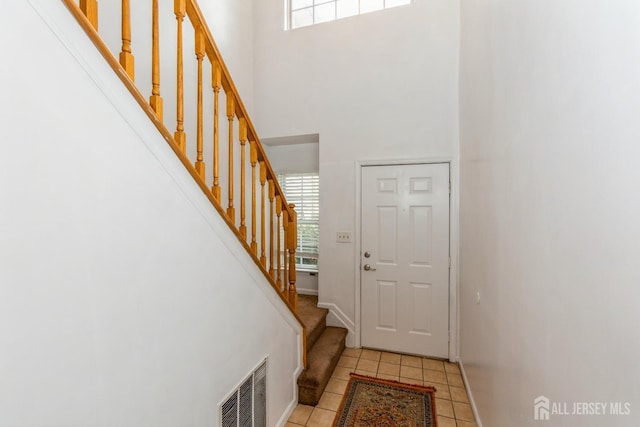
[{"left": 287, "top": 348, "right": 476, "bottom": 427}]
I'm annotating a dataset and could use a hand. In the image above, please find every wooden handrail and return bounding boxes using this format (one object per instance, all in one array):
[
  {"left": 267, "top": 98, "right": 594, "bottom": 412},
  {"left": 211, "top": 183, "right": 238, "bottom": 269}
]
[{"left": 62, "top": 0, "right": 304, "bottom": 367}]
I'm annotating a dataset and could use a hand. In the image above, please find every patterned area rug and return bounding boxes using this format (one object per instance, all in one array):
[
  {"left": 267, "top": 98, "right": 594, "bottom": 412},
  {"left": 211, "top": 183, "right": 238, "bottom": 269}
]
[{"left": 333, "top": 373, "right": 437, "bottom": 427}]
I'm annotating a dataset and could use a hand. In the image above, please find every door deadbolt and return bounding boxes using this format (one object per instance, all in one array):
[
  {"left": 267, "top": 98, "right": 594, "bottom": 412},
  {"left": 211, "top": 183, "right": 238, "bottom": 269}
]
[{"left": 364, "top": 251, "right": 371, "bottom": 258}]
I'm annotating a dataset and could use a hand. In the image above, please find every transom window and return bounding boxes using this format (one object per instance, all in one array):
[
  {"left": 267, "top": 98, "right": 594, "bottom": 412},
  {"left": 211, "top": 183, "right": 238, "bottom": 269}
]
[
  {"left": 278, "top": 173, "right": 319, "bottom": 271},
  {"left": 289, "top": 0, "right": 411, "bottom": 30}
]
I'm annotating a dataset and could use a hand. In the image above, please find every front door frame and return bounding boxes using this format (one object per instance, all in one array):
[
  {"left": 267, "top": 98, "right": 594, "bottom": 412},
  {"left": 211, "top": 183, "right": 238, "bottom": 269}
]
[{"left": 354, "top": 158, "right": 459, "bottom": 362}]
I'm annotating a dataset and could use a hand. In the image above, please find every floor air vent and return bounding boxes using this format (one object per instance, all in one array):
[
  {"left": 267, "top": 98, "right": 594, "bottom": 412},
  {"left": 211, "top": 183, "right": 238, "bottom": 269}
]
[{"left": 221, "top": 359, "right": 267, "bottom": 427}]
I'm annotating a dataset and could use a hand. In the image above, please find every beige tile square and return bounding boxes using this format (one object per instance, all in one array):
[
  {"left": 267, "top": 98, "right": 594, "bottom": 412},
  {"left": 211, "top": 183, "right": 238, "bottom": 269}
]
[
  {"left": 444, "top": 361, "right": 461, "bottom": 374},
  {"left": 453, "top": 401, "right": 475, "bottom": 422},
  {"left": 380, "top": 352, "right": 401, "bottom": 364},
  {"left": 360, "top": 349, "right": 382, "bottom": 361},
  {"left": 325, "top": 378, "right": 348, "bottom": 395},
  {"left": 378, "top": 362, "right": 400, "bottom": 376},
  {"left": 332, "top": 366, "right": 352, "bottom": 381},
  {"left": 341, "top": 347, "right": 362, "bottom": 358},
  {"left": 400, "top": 376, "right": 423, "bottom": 386},
  {"left": 423, "top": 358, "right": 445, "bottom": 372},
  {"left": 337, "top": 355, "right": 358, "bottom": 369},
  {"left": 317, "top": 392, "right": 343, "bottom": 412},
  {"left": 355, "top": 369, "right": 377, "bottom": 377},
  {"left": 436, "top": 416, "right": 457, "bottom": 427},
  {"left": 288, "top": 404, "right": 314, "bottom": 425},
  {"left": 307, "top": 407, "right": 336, "bottom": 427},
  {"left": 447, "top": 373, "right": 464, "bottom": 387},
  {"left": 400, "top": 365, "right": 423, "bottom": 380},
  {"left": 376, "top": 372, "right": 399, "bottom": 381},
  {"left": 357, "top": 358, "right": 379, "bottom": 372},
  {"left": 401, "top": 354, "right": 423, "bottom": 368},
  {"left": 425, "top": 382, "right": 450, "bottom": 400},
  {"left": 423, "top": 369, "right": 448, "bottom": 385},
  {"left": 449, "top": 385, "right": 469, "bottom": 403},
  {"left": 456, "top": 420, "right": 477, "bottom": 427},
  {"left": 436, "top": 399, "right": 454, "bottom": 418}
]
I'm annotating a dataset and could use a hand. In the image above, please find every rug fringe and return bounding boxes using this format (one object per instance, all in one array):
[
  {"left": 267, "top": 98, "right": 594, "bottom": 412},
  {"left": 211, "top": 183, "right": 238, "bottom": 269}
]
[{"left": 349, "top": 372, "right": 438, "bottom": 393}]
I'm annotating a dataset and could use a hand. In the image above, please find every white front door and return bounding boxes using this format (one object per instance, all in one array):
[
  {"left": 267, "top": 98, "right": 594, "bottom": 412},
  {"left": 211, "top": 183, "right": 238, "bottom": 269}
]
[{"left": 360, "top": 163, "right": 450, "bottom": 358}]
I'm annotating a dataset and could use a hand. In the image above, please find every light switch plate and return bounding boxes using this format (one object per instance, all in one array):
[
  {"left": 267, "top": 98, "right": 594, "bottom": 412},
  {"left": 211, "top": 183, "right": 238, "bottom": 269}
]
[{"left": 336, "top": 231, "right": 352, "bottom": 243}]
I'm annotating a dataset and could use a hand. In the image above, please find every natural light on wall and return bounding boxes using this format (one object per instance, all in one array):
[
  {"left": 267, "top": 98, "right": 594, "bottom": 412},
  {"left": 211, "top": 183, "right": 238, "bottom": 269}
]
[{"left": 288, "top": 0, "right": 412, "bottom": 30}]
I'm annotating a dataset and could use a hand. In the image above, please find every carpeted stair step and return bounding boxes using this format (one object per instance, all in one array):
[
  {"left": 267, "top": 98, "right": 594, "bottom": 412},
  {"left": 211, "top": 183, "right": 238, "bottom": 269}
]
[
  {"left": 297, "top": 326, "right": 348, "bottom": 406},
  {"left": 298, "top": 295, "right": 329, "bottom": 350}
]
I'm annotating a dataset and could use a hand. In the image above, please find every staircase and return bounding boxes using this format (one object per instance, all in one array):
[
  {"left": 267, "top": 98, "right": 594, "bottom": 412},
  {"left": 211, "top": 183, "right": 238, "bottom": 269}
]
[
  {"left": 297, "top": 295, "right": 348, "bottom": 406},
  {"left": 59, "top": 0, "right": 361, "bottom": 406}
]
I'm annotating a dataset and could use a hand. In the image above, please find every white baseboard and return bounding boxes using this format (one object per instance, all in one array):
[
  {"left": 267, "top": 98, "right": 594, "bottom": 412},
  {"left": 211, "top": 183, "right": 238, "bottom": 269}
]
[
  {"left": 297, "top": 288, "right": 318, "bottom": 296},
  {"left": 276, "top": 395, "right": 298, "bottom": 427},
  {"left": 316, "top": 302, "right": 355, "bottom": 347},
  {"left": 458, "top": 358, "right": 483, "bottom": 427}
]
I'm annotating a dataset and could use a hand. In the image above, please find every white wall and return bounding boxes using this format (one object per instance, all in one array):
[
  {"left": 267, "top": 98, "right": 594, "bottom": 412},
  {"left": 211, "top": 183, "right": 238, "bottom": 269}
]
[
  {"left": 0, "top": 2, "right": 299, "bottom": 426},
  {"left": 264, "top": 142, "right": 319, "bottom": 174},
  {"left": 459, "top": 1, "right": 640, "bottom": 426},
  {"left": 253, "top": 0, "right": 460, "bottom": 342}
]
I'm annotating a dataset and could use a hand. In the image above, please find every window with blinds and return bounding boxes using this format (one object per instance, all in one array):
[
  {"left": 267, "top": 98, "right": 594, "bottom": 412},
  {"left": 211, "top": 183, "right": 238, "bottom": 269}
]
[{"left": 277, "top": 173, "right": 319, "bottom": 272}]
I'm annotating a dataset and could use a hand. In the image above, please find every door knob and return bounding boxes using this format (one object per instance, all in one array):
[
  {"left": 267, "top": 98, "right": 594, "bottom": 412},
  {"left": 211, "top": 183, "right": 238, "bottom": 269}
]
[{"left": 363, "top": 264, "right": 377, "bottom": 271}]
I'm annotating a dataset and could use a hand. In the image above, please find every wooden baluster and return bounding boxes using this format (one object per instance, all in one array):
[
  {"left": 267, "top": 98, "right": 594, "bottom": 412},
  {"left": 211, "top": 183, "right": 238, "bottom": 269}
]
[
  {"left": 239, "top": 118, "right": 248, "bottom": 239},
  {"left": 288, "top": 205, "right": 298, "bottom": 310},
  {"left": 211, "top": 63, "right": 222, "bottom": 200},
  {"left": 250, "top": 141, "right": 258, "bottom": 255},
  {"left": 80, "top": 0, "right": 98, "bottom": 30},
  {"left": 276, "top": 195, "right": 283, "bottom": 290},
  {"left": 194, "top": 28, "right": 205, "bottom": 178},
  {"left": 282, "top": 209, "right": 289, "bottom": 295},
  {"left": 173, "top": 0, "right": 186, "bottom": 153},
  {"left": 259, "top": 161, "right": 267, "bottom": 268},
  {"left": 226, "top": 95, "right": 235, "bottom": 223},
  {"left": 150, "top": 0, "right": 163, "bottom": 120},
  {"left": 268, "top": 179, "right": 275, "bottom": 279},
  {"left": 119, "top": 0, "right": 134, "bottom": 80}
]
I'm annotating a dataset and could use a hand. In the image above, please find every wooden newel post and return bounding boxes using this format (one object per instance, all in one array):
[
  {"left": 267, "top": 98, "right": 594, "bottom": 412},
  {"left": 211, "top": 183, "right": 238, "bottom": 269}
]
[{"left": 287, "top": 204, "right": 298, "bottom": 311}]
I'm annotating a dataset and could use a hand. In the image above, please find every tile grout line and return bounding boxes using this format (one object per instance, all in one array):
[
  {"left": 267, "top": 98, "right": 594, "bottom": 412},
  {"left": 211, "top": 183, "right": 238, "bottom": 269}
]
[{"left": 294, "top": 349, "right": 476, "bottom": 427}]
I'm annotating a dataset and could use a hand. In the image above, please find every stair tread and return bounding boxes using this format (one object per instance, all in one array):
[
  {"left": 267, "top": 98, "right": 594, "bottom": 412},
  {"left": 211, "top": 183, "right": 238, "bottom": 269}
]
[
  {"left": 298, "top": 326, "right": 348, "bottom": 405},
  {"left": 298, "top": 295, "right": 329, "bottom": 350}
]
